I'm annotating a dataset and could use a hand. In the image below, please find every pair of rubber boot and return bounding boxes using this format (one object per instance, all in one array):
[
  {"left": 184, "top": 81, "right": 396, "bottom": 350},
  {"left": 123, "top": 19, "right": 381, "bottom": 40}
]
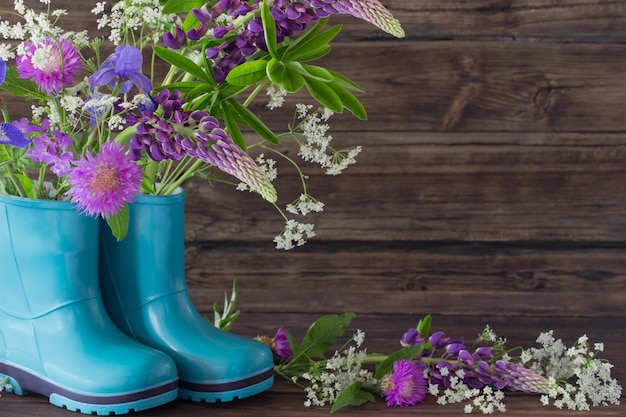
[{"left": 0, "top": 189, "right": 273, "bottom": 415}]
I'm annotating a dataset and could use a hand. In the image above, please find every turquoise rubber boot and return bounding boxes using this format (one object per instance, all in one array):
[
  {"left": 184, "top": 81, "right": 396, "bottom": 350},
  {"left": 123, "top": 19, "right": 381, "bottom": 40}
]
[
  {"left": 98, "top": 189, "right": 274, "bottom": 403},
  {"left": 0, "top": 195, "right": 179, "bottom": 415}
]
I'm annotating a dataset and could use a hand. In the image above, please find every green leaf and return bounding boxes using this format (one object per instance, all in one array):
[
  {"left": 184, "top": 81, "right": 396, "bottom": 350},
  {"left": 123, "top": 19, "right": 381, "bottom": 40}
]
[
  {"left": 330, "top": 382, "right": 376, "bottom": 414},
  {"left": 291, "top": 45, "right": 331, "bottom": 63},
  {"left": 105, "top": 204, "right": 130, "bottom": 241},
  {"left": 221, "top": 101, "right": 247, "bottom": 151},
  {"left": 328, "top": 79, "right": 367, "bottom": 120},
  {"left": 154, "top": 45, "right": 213, "bottom": 84},
  {"left": 299, "top": 64, "right": 333, "bottom": 82},
  {"left": 297, "top": 312, "right": 355, "bottom": 359},
  {"left": 1, "top": 67, "right": 47, "bottom": 102},
  {"left": 261, "top": 1, "right": 278, "bottom": 59},
  {"left": 226, "top": 99, "right": 280, "bottom": 144},
  {"left": 186, "top": 84, "right": 214, "bottom": 103},
  {"left": 266, "top": 59, "right": 304, "bottom": 93},
  {"left": 226, "top": 60, "right": 268, "bottom": 86},
  {"left": 303, "top": 77, "right": 343, "bottom": 113},
  {"left": 417, "top": 314, "right": 432, "bottom": 338},
  {"left": 154, "top": 81, "right": 204, "bottom": 94},
  {"left": 14, "top": 174, "right": 35, "bottom": 199},
  {"left": 329, "top": 70, "right": 365, "bottom": 93},
  {"left": 162, "top": 0, "right": 205, "bottom": 14},
  {"left": 283, "top": 23, "right": 342, "bottom": 62},
  {"left": 373, "top": 345, "right": 424, "bottom": 380}
]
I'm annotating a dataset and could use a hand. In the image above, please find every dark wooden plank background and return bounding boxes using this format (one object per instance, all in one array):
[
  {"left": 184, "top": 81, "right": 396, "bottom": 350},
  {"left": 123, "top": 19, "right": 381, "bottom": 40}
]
[{"left": 1, "top": 1, "right": 624, "bottom": 415}]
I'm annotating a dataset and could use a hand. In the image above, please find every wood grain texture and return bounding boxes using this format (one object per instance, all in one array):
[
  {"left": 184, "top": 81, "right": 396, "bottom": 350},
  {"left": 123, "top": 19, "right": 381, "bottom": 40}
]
[{"left": 182, "top": 131, "right": 626, "bottom": 243}]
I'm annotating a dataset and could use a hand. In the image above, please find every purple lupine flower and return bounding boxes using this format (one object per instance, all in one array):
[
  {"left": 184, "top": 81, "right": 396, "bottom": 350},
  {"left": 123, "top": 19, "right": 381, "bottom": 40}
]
[
  {"left": 494, "top": 361, "right": 549, "bottom": 393},
  {"left": 202, "top": 130, "right": 277, "bottom": 202},
  {"left": 308, "top": 0, "right": 405, "bottom": 37},
  {"left": 127, "top": 89, "right": 277, "bottom": 202},
  {"left": 67, "top": 142, "right": 142, "bottom": 219},
  {"left": 273, "top": 327, "right": 292, "bottom": 361},
  {"left": 381, "top": 360, "right": 427, "bottom": 407},
  {"left": 16, "top": 36, "right": 82, "bottom": 94},
  {"left": 90, "top": 46, "right": 152, "bottom": 93}
]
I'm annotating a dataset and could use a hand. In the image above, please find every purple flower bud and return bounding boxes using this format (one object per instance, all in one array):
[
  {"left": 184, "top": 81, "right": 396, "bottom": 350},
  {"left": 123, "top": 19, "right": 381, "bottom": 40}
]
[
  {"left": 473, "top": 346, "right": 493, "bottom": 361},
  {"left": 428, "top": 331, "right": 446, "bottom": 347},
  {"left": 192, "top": 7, "right": 213, "bottom": 23},
  {"left": 457, "top": 349, "right": 474, "bottom": 367},
  {"left": 400, "top": 328, "right": 423, "bottom": 347},
  {"left": 213, "top": 24, "right": 233, "bottom": 39},
  {"left": 446, "top": 343, "right": 464, "bottom": 356},
  {"left": 163, "top": 26, "right": 187, "bottom": 50}
]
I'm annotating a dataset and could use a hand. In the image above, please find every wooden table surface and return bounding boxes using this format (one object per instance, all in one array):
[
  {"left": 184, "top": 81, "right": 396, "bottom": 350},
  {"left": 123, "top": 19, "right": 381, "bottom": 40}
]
[{"left": 0, "top": 307, "right": 623, "bottom": 416}]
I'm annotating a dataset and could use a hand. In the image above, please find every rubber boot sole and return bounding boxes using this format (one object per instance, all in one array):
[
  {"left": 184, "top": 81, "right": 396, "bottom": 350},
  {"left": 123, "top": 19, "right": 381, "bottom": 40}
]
[
  {"left": 178, "top": 368, "right": 274, "bottom": 403},
  {"left": 0, "top": 360, "right": 178, "bottom": 415}
]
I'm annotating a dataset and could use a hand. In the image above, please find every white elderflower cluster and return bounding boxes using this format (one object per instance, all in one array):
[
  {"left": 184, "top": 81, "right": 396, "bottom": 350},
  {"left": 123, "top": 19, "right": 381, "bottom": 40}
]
[
  {"left": 0, "top": 376, "right": 11, "bottom": 396},
  {"left": 42, "top": 95, "right": 85, "bottom": 129},
  {"left": 266, "top": 84, "right": 287, "bottom": 109},
  {"left": 286, "top": 193, "right": 324, "bottom": 216},
  {"left": 12, "top": 0, "right": 63, "bottom": 41},
  {"left": 0, "top": 0, "right": 61, "bottom": 59},
  {"left": 524, "top": 331, "right": 621, "bottom": 410},
  {"left": 428, "top": 370, "right": 506, "bottom": 414},
  {"left": 293, "top": 104, "right": 361, "bottom": 176},
  {"left": 273, "top": 219, "right": 315, "bottom": 250},
  {"left": 92, "top": 0, "right": 178, "bottom": 44},
  {"left": 301, "top": 333, "right": 372, "bottom": 407},
  {"left": 0, "top": 1, "right": 90, "bottom": 61}
]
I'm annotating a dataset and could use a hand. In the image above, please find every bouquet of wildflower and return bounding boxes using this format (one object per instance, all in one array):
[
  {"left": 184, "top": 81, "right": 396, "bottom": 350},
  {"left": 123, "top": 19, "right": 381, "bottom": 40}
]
[
  {"left": 0, "top": 0, "right": 404, "bottom": 244},
  {"left": 253, "top": 312, "right": 622, "bottom": 413}
]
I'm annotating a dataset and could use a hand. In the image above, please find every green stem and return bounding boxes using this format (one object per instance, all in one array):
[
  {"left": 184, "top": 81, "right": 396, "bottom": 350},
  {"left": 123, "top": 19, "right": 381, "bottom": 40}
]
[
  {"left": 160, "top": 158, "right": 205, "bottom": 194},
  {"left": 6, "top": 168, "right": 27, "bottom": 198},
  {"left": 242, "top": 82, "right": 267, "bottom": 108}
]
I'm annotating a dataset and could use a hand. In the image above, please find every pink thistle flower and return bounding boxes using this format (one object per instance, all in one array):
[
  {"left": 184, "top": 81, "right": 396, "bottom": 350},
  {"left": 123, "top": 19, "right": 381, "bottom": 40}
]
[
  {"left": 16, "top": 36, "right": 82, "bottom": 94},
  {"left": 381, "top": 360, "right": 427, "bottom": 407},
  {"left": 67, "top": 142, "right": 142, "bottom": 219}
]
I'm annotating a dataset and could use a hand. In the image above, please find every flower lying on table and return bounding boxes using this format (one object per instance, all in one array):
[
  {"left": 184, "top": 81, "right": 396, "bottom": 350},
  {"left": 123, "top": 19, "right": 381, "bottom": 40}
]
[
  {"left": 0, "top": 0, "right": 404, "bottom": 245},
  {"left": 0, "top": 376, "right": 10, "bottom": 396},
  {"left": 252, "top": 312, "right": 622, "bottom": 414}
]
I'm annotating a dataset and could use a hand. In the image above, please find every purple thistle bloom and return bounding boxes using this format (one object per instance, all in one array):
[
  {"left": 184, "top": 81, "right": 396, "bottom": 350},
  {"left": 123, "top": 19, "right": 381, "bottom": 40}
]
[
  {"left": 273, "top": 327, "right": 292, "bottom": 361},
  {"left": 67, "top": 141, "right": 142, "bottom": 219},
  {"left": 381, "top": 360, "right": 427, "bottom": 407},
  {"left": 16, "top": 36, "right": 82, "bottom": 94},
  {"left": 0, "top": 123, "right": 30, "bottom": 148},
  {"left": 90, "top": 46, "right": 152, "bottom": 93}
]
